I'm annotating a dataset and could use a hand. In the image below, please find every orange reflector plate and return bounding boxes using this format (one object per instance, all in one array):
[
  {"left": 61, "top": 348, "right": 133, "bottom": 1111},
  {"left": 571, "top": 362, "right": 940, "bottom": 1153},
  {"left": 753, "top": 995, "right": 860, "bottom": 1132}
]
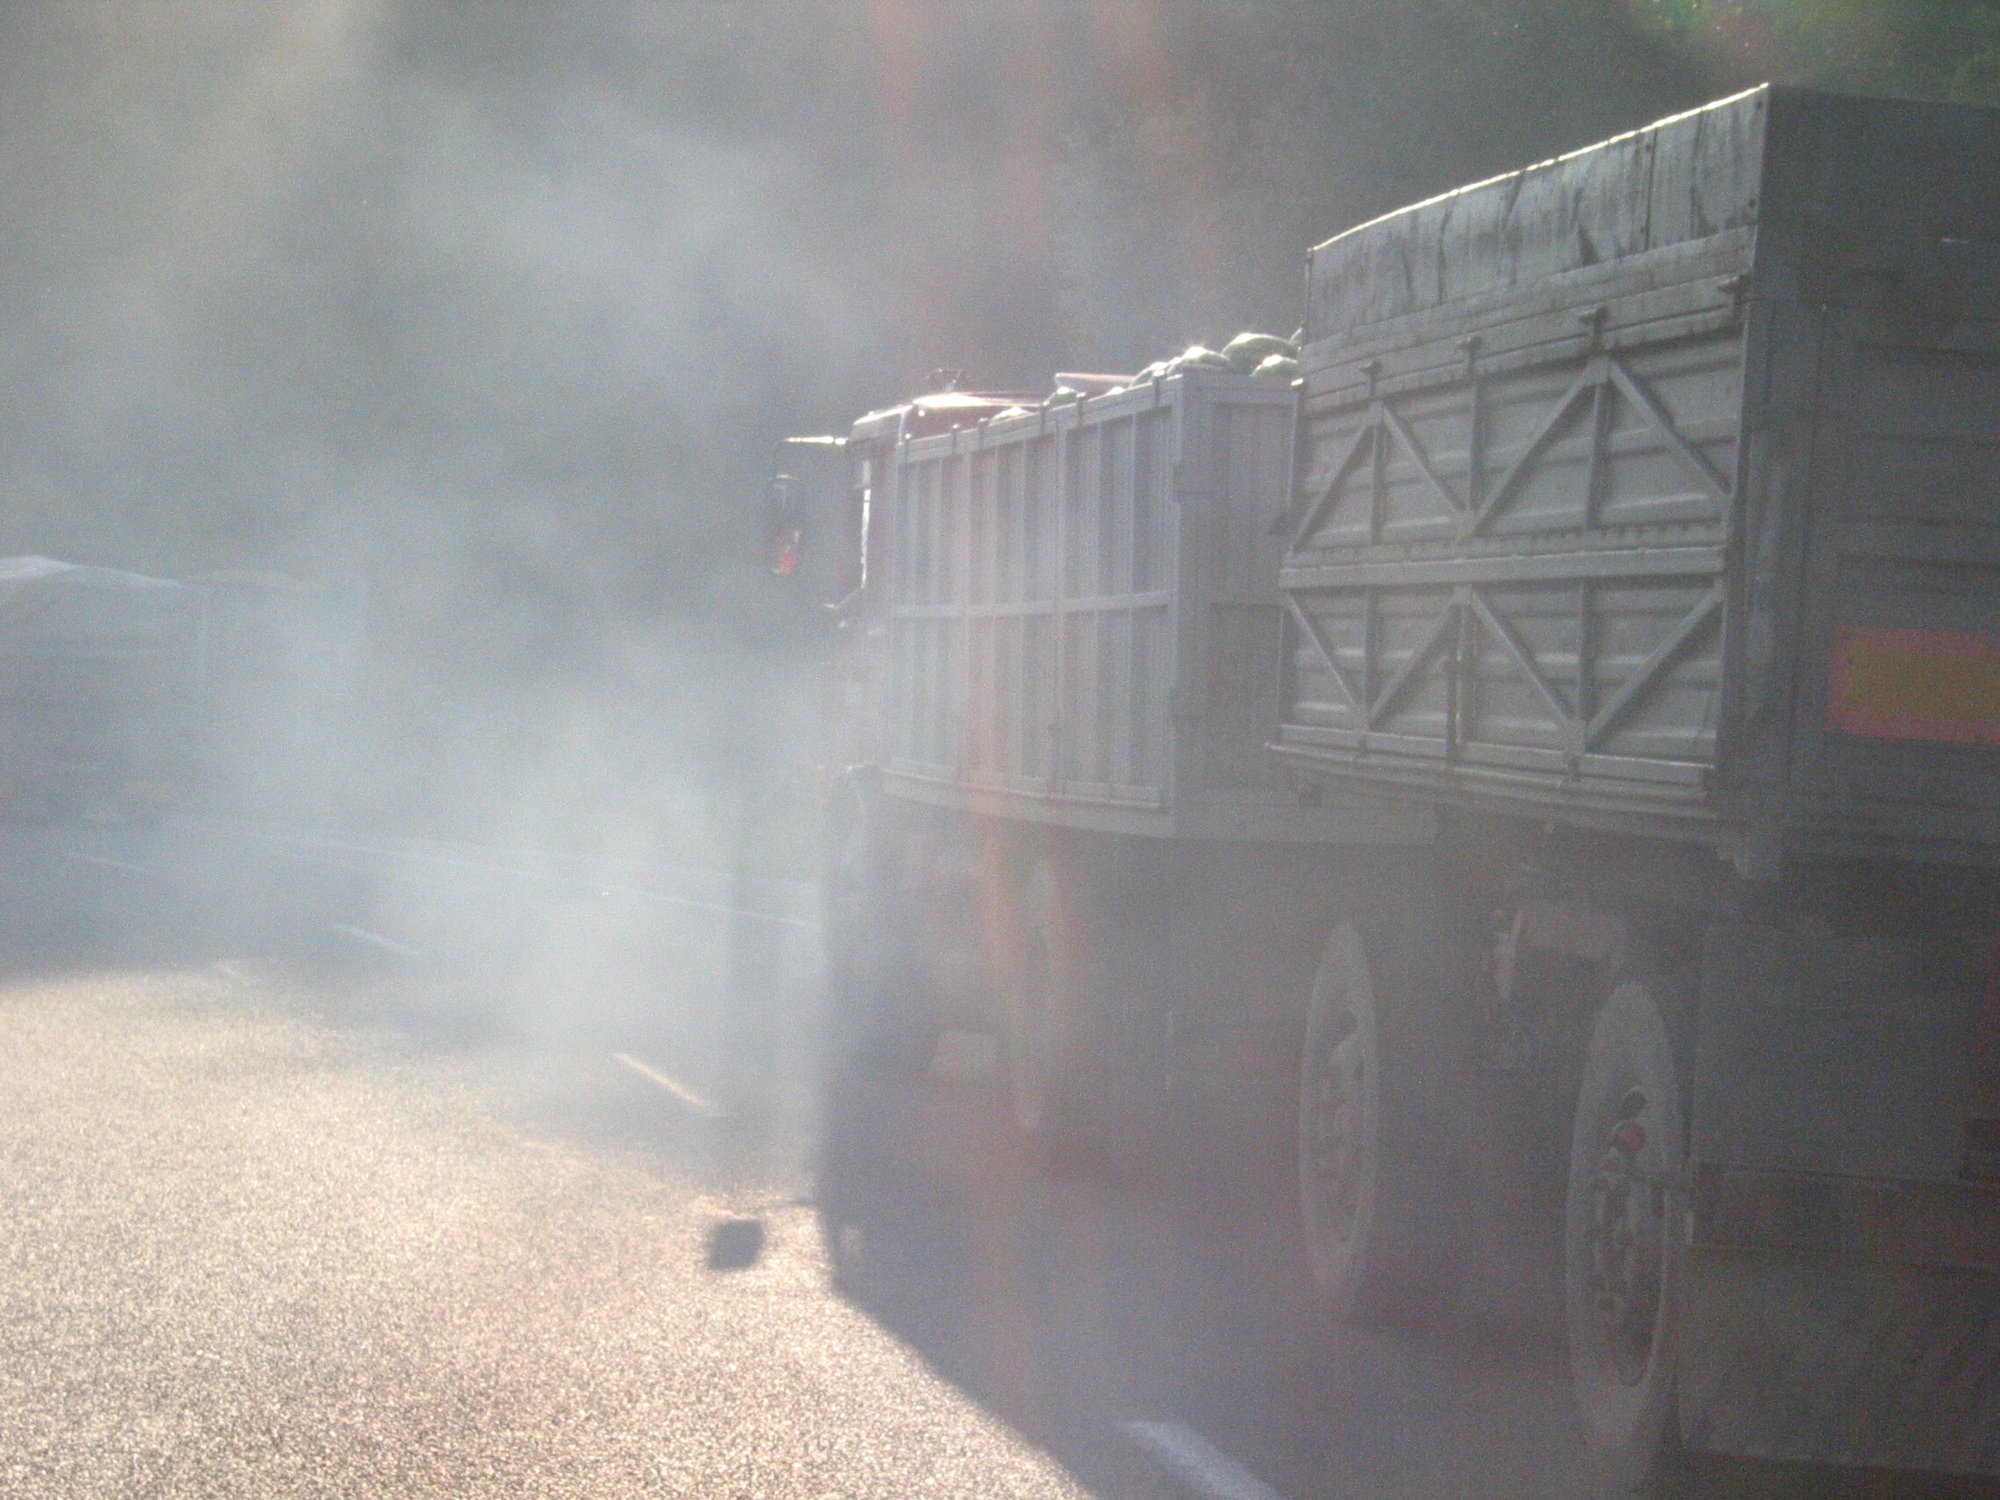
[{"left": 1829, "top": 626, "right": 2000, "bottom": 744}]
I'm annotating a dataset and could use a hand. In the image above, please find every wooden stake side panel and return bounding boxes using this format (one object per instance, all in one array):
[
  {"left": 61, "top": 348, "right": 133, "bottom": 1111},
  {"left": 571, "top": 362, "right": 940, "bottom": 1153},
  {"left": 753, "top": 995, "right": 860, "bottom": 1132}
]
[{"left": 879, "top": 375, "right": 1379, "bottom": 841}]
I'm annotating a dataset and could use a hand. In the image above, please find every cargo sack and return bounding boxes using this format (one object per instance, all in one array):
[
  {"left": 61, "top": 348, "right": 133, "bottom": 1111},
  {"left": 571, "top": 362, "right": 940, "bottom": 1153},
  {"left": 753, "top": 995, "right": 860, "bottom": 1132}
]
[
  {"left": 1222, "top": 331, "right": 1296, "bottom": 372},
  {"left": 1173, "top": 344, "right": 1232, "bottom": 372}
]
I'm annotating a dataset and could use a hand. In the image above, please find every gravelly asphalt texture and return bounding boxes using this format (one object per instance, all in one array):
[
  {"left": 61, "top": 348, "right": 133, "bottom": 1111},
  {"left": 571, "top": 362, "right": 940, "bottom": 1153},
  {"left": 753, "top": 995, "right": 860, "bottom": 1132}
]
[
  {"left": 0, "top": 957, "right": 1101, "bottom": 1498},
  {"left": 9, "top": 825, "right": 1943, "bottom": 1500},
  {"left": 0, "top": 821, "right": 1584, "bottom": 1500}
]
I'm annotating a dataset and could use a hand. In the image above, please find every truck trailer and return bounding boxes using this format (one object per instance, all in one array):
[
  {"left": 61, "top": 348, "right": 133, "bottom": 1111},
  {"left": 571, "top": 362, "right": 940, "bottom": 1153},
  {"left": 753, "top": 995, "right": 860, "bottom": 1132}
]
[{"left": 803, "top": 86, "right": 2000, "bottom": 1489}]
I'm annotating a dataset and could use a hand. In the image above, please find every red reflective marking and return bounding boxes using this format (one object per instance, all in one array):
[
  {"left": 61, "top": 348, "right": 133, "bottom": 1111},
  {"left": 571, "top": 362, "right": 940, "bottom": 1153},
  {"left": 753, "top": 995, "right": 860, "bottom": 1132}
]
[{"left": 1827, "top": 625, "right": 2000, "bottom": 744}]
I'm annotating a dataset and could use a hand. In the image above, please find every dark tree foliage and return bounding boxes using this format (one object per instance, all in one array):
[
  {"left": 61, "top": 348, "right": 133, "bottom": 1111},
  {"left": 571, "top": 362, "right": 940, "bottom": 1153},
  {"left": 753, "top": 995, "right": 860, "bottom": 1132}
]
[{"left": 1630, "top": 0, "right": 2000, "bottom": 103}]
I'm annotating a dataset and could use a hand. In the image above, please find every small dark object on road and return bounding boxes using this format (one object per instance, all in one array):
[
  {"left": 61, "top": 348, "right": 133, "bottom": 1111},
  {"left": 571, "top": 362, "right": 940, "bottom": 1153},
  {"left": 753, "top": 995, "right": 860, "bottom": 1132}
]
[{"left": 706, "top": 1217, "right": 766, "bottom": 1271}]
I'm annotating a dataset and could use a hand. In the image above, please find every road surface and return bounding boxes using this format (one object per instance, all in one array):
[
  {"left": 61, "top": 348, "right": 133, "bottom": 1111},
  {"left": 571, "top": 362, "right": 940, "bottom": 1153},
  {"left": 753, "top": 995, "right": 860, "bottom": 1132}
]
[{"left": 0, "top": 819, "right": 1948, "bottom": 1498}]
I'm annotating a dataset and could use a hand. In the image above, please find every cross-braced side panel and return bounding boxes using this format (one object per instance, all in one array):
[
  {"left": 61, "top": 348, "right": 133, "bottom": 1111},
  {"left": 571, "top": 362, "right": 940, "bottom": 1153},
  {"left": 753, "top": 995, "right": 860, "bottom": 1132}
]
[
  {"left": 1475, "top": 346, "right": 1738, "bottom": 537},
  {"left": 1461, "top": 580, "right": 1724, "bottom": 763},
  {"left": 1596, "top": 339, "right": 1739, "bottom": 528},
  {"left": 1294, "top": 408, "right": 1374, "bottom": 550},
  {"left": 1459, "top": 583, "right": 1581, "bottom": 754},
  {"left": 1283, "top": 574, "right": 1725, "bottom": 771},
  {"left": 1294, "top": 388, "right": 1476, "bottom": 550},
  {"left": 1475, "top": 361, "right": 1601, "bottom": 535},
  {"left": 1282, "top": 591, "right": 1365, "bottom": 734},
  {"left": 1368, "top": 591, "right": 1458, "bottom": 744},
  {"left": 1286, "top": 587, "right": 1458, "bottom": 752},
  {"left": 1282, "top": 319, "right": 1739, "bottom": 802},
  {"left": 1585, "top": 579, "right": 1724, "bottom": 762},
  {"left": 1297, "top": 329, "right": 1741, "bottom": 552},
  {"left": 1377, "top": 384, "right": 1473, "bottom": 542}
]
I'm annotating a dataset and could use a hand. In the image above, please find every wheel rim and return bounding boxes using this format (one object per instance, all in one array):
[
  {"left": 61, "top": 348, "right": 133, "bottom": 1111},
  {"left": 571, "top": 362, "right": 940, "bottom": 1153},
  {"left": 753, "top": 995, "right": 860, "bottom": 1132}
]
[
  {"left": 1298, "top": 926, "right": 1379, "bottom": 1298},
  {"left": 1303, "top": 1013, "right": 1367, "bottom": 1246},
  {"left": 1583, "top": 1089, "right": 1667, "bottom": 1386},
  {"left": 1565, "top": 979, "right": 1685, "bottom": 1477}
]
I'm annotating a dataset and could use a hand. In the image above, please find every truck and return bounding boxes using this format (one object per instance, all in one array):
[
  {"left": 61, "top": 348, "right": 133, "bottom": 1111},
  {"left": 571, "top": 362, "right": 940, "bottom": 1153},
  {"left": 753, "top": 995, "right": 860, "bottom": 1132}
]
[
  {"left": 795, "top": 86, "right": 2000, "bottom": 1490},
  {"left": 0, "top": 556, "right": 204, "bottom": 823}
]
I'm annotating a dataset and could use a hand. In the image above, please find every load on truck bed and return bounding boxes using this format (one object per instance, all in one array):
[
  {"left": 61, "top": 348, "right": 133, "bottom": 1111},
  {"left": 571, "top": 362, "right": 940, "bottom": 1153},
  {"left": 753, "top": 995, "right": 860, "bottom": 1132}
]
[{"left": 1278, "top": 85, "right": 2000, "bottom": 870}]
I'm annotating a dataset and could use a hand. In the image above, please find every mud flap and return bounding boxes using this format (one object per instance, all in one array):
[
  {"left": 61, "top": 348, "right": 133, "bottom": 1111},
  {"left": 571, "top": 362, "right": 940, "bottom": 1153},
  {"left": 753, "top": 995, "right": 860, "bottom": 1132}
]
[
  {"left": 1678, "top": 1254, "right": 2000, "bottom": 1473},
  {"left": 1679, "top": 920, "right": 2000, "bottom": 1474}
]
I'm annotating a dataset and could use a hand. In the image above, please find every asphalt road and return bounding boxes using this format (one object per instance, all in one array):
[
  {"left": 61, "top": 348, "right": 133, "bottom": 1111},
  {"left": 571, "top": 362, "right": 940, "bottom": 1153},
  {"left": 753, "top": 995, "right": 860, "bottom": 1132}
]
[
  {"left": 0, "top": 819, "right": 1971, "bottom": 1499},
  {"left": 0, "top": 820, "right": 1113, "bottom": 1498}
]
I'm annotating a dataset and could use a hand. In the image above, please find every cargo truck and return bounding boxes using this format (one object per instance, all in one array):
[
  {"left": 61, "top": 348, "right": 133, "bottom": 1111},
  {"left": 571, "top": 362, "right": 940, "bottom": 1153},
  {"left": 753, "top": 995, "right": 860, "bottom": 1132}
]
[
  {"left": 0, "top": 557, "right": 203, "bottom": 823},
  {"left": 798, "top": 87, "right": 2000, "bottom": 1489}
]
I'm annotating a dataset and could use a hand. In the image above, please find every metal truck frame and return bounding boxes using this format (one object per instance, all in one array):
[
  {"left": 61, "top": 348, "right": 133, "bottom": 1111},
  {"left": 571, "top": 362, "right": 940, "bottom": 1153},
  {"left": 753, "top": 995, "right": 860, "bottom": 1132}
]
[{"left": 805, "top": 87, "right": 2000, "bottom": 1489}]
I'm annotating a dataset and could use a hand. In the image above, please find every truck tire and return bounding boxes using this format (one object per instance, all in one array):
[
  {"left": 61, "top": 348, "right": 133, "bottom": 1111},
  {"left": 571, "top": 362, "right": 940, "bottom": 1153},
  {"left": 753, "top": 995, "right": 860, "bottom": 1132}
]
[
  {"left": 1297, "top": 915, "right": 1468, "bottom": 1325},
  {"left": 1564, "top": 977, "right": 1690, "bottom": 1494}
]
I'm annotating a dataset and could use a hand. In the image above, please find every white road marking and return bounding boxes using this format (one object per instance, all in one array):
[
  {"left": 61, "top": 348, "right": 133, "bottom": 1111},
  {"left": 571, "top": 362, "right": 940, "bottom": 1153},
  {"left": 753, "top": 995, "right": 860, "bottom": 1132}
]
[
  {"left": 326, "top": 923, "right": 426, "bottom": 961},
  {"left": 612, "top": 1052, "right": 725, "bottom": 1118},
  {"left": 1120, "top": 1421, "right": 1291, "bottom": 1500},
  {"left": 65, "top": 852, "right": 149, "bottom": 875}
]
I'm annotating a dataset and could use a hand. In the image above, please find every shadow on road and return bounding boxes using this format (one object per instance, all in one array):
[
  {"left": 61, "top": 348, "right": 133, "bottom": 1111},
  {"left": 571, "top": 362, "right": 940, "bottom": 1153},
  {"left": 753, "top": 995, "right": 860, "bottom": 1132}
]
[
  {"left": 813, "top": 1056, "right": 2000, "bottom": 1500},
  {"left": 813, "top": 1058, "right": 1379, "bottom": 1500},
  {"left": 13, "top": 818, "right": 1992, "bottom": 1500}
]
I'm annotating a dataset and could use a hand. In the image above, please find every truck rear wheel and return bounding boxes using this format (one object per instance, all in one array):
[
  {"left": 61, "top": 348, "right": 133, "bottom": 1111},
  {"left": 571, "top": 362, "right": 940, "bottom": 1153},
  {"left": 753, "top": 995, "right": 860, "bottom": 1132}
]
[
  {"left": 1297, "top": 915, "right": 1467, "bottom": 1325},
  {"left": 1564, "top": 977, "right": 1689, "bottom": 1494}
]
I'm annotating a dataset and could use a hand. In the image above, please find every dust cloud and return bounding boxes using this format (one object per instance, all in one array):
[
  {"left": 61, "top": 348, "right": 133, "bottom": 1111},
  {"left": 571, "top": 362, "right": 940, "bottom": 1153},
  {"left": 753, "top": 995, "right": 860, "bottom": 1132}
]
[{"left": 0, "top": 0, "right": 1985, "bottom": 859}]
